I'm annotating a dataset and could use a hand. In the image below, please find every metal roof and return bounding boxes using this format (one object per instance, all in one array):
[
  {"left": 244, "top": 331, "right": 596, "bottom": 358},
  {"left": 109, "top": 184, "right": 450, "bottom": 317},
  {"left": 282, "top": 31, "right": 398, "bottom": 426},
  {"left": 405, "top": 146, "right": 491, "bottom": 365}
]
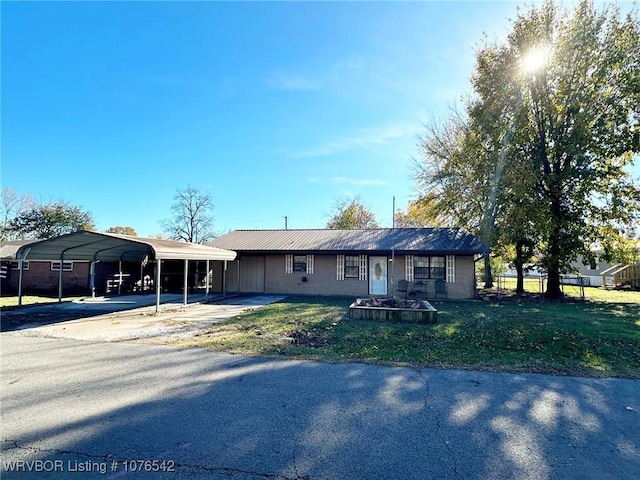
[
  {"left": 208, "top": 228, "right": 488, "bottom": 255},
  {"left": 0, "top": 239, "right": 41, "bottom": 260},
  {"left": 14, "top": 230, "right": 237, "bottom": 262}
]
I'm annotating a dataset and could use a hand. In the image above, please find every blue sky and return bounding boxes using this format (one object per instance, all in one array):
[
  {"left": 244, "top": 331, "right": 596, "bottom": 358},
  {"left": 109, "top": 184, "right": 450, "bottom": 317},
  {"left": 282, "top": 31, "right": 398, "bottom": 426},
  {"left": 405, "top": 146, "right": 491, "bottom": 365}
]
[{"left": 2, "top": 1, "right": 636, "bottom": 236}]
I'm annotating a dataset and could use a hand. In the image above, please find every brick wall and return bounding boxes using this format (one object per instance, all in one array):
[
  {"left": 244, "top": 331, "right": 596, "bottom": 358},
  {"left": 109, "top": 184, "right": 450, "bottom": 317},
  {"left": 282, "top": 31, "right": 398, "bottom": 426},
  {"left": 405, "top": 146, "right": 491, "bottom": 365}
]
[
  {"left": 265, "top": 255, "right": 370, "bottom": 297},
  {"left": 2, "top": 261, "right": 91, "bottom": 295},
  {"left": 234, "top": 253, "right": 479, "bottom": 300}
]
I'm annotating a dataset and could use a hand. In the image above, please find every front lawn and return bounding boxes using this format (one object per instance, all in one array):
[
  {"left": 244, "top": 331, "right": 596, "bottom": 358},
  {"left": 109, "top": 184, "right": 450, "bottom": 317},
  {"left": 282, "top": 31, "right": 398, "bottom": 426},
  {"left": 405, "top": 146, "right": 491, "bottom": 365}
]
[
  {"left": 179, "top": 290, "right": 640, "bottom": 378},
  {"left": 0, "top": 295, "right": 83, "bottom": 308}
]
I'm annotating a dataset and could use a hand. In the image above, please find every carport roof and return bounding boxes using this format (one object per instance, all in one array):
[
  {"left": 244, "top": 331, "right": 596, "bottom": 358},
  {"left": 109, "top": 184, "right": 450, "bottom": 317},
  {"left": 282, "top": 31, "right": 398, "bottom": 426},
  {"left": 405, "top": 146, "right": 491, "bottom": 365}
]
[{"left": 15, "top": 230, "right": 237, "bottom": 263}]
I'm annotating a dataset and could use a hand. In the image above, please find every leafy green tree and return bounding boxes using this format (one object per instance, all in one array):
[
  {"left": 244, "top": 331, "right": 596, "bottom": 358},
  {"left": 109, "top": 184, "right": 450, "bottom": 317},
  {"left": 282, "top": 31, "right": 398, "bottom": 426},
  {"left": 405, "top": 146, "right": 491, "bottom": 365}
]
[
  {"left": 9, "top": 201, "right": 95, "bottom": 239},
  {"left": 326, "top": 196, "right": 379, "bottom": 229},
  {"left": 417, "top": 0, "right": 640, "bottom": 298},
  {"left": 394, "top": 196, "right": 442, "bottom": 228},
  {"left": 106, "top": 226, "right": 137, "bottom": 236},
  {"left": 499, "top": 1, "right": 640, "bottom": 297},
  {"left": 416, "top": 113, "right": 504, "bottom": 287}
]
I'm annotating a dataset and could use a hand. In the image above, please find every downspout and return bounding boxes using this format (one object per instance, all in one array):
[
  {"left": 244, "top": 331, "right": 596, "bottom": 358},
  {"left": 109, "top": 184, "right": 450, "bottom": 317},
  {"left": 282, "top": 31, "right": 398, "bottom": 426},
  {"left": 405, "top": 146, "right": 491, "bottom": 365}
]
[{"left": 391, "top": 196, "right": 395, "bottom": 293}]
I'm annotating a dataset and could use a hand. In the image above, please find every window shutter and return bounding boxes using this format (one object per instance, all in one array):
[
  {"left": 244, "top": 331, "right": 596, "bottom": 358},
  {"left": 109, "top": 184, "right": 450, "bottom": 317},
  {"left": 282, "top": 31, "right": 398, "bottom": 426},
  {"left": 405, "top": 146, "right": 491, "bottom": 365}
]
[
  {"left": 336, "top": 255, "right": 345, "bottom": 280},
  {"left": 405, "top": 255, "right": 414, "bottom": 282},
  {"left": 359, "top": 255, "right": 367, "bottom": 281},
  {"left": 306, "top": 254, "right": 314, "bottom": 274},
  {"left": 285, "top": 254, "right": 293, "bottom": 274},
  {"left": 446, "top": 255, "right": 455, "bottom": 283}
]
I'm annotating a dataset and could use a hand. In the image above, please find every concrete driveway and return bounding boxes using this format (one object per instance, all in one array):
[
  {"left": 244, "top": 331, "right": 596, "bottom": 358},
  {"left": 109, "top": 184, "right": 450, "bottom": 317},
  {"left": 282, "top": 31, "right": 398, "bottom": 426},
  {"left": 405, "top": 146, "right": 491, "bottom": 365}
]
[
  {"left": 1, "top": 294, "right": 287, "bottom": 343},
  {"left": 1, "top": 333, "right": 638, "bottom": 480}
]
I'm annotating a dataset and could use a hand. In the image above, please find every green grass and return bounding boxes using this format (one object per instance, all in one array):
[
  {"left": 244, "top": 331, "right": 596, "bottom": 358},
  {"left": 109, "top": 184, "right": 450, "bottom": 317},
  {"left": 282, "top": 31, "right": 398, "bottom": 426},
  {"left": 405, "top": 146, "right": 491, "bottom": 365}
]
[
  {"left": 0, "top": 295, "right": 83, "bottom": 308},
  {"left": 495, "top": 277, "right": 640, "bottom": 302},
  {"left": 179, "top": 292, "right": 640, "bottom": 378}
]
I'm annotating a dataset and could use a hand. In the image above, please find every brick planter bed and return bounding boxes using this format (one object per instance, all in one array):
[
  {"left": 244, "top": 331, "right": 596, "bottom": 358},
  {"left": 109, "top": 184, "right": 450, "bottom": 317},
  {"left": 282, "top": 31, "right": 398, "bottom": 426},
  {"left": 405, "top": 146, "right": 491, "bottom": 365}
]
[{"left": 348, "top": 297, "right": 437, "bottom": 323}]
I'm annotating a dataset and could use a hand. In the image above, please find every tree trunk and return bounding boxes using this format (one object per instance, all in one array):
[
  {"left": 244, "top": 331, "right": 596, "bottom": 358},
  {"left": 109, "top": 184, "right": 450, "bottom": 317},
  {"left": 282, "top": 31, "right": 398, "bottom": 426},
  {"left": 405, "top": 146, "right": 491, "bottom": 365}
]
[
  {"left": 515, "top": 240, "right": 525, "bottom": 294},
  {"left": 483, "top": 255, "right": 493, "bottom": 288},
  {"left": 545, "top": 226, "right": 563, "bottom": 299},
  {"left": 546, "top": 268, "right": 562, "bottom": 298}
]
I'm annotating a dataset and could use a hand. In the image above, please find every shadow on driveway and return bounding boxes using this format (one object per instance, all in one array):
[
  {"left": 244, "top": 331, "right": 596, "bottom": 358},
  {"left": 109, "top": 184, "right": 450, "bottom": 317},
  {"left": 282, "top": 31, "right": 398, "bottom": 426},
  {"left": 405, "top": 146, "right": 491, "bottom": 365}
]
[
  {"left": 0, "top": 293, "right": 262, "bottom": 332},
  {"left": 1, "top": 336, "right": 639, "bottom": 479}
]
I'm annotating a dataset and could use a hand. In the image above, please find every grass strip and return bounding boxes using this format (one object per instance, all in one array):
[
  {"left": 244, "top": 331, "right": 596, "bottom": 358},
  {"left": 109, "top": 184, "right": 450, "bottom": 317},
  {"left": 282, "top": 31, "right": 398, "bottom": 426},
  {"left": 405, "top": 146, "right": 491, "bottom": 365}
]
[{"left": 179, "top": 291, "right": 640, "bottom": 379}]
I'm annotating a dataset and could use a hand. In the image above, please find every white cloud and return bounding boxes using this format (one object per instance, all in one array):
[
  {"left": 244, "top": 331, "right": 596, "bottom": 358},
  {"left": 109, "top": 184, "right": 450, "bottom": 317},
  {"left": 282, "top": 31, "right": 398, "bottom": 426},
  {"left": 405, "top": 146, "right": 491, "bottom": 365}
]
[
  {"left": 266, "top": 70, "right": 321, "bottom": 91},
  {"left": 291, "top": 121, "right": 419, "bottom": 158},
  {"left": 309, "top": 176, "right": 388, "bottom": 187}
]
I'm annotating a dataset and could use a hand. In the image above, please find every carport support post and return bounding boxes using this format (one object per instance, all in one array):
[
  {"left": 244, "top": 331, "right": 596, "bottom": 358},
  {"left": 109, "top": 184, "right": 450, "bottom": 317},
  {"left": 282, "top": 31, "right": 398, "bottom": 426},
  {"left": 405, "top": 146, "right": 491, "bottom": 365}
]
[
  {"left": 90, "top": 261, "right": 96, "bottom": 298},
  {"left": 183, "top": 259, "right": 188, "bottom": 306},
  {"left": 205, "top": 260, "right": 210, "bottom": 301},
  {"left": 155, "top": 260, "right": 162, "bottom": 313},
  {"left": 237, "top": 259, "right": 240, "bottom": 295},
  {"left": 223, "top": 260, "right": 227, "bottom": 298},
  {"left": 118, "top": 261, "right": 122, "bottom": 296},
  {"left": 58, "top": 255, "right": 64, "bottom": 303},
  {"left": 17, "top": 259, "right": 24, "bottom": 306}
]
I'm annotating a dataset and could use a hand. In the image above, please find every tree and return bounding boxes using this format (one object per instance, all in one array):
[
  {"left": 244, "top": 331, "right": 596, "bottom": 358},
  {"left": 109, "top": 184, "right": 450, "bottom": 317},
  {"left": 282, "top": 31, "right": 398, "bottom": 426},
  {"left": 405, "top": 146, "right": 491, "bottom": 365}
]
[
  {"left": 1, "top": 187, "right": 33, "bottom": 241},
  {"left": 162, "top": 186, "right": 216, "bottom": 244},
  {"left": 9, "top": 201, "right": 95, "bottom": 239},
  {"left": 415, "top": 114, "right": 502, "bottom": 287},
  {"left": 495, "top": 1, "right": 640, "bottom": 297},
  {"left": 326, "top": 196, "right": 379, "bottom": 229},
  {"left": 416, "top": 0, "right": 640, "bottom": 297},
  {"left": 394, "top": 196, "right": 442, "bottom": 228},
  {"left": 106, "top": 226, "right": 137, "bottom": 236}
]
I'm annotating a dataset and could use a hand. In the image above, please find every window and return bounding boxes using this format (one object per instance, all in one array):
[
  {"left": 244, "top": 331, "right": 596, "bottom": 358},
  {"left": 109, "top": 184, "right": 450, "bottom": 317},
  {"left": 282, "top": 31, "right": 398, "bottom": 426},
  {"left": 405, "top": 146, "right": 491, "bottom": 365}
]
[
  {"left": 430, "top": 256, "right": 445, "bottom": 279},
  {"left": 344, "top": 256, "right": 359, "bottom": 278},
  {"left": 414, "top": 256, "right": 429, "bottom": 280},
  {"left": 589, "top": 259, "right": 598, "bottom": 271},
  {"left": 10, "top": 261, "right": 29, "bottom": 270},
  {"left": 337, "top": 255, "right": 367, "bottom": 281},
  {"left": 286, "top": 254, "right": 314, "bottom": 274},
  {"left": 413, "top": 256, "right": 445, "bottom": 280},
  {"left": 51, "top": 261, "right": 73, "bottom": 272},
  {"left": 293, "top": 255, "right": 307, "bottom": 272}
]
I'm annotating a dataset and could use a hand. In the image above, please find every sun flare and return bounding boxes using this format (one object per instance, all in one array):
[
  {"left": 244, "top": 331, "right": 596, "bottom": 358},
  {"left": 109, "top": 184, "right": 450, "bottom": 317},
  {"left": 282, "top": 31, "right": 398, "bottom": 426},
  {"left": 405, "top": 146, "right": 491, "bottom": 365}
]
[{"left": 520, "top": 45, "right": 551, "bottom": 73}]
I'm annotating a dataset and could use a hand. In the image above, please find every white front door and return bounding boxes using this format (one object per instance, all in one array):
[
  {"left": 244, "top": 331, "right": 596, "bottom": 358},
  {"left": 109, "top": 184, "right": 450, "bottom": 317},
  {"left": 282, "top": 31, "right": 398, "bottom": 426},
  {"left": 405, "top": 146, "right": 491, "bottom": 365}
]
[{"left": 369, "top": 256, "right": 388, "bottom": 295}]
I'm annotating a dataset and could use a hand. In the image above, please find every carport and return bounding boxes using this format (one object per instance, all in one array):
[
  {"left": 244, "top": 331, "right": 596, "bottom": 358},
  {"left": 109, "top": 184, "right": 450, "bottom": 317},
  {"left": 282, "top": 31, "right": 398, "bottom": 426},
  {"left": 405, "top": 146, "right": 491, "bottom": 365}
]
[{"left": 14, "top": 230, "right": 237, "bottom": 312}]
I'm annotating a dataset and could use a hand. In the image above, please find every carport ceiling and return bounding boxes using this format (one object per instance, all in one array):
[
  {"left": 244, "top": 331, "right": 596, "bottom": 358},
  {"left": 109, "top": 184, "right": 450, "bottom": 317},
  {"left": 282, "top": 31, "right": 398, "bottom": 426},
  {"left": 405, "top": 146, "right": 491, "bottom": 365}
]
[{"left": 16, "top": 230, "right": 237, "bottom": 263}]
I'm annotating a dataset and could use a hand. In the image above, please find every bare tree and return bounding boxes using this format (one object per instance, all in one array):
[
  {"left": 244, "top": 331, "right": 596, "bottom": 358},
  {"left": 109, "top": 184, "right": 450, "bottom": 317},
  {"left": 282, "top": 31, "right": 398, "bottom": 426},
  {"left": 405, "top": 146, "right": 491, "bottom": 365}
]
[
  {"left": 1, "top": 187, "right": 34, "bottom": 240},
  {"left": 162, "top": 186, "right": 216, "bottom": 244}
]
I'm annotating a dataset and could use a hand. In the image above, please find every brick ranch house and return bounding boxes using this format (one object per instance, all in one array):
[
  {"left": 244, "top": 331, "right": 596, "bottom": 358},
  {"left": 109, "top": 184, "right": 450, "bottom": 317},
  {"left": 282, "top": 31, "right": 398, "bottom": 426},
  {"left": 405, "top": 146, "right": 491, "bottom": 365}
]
[{"left": 208, "top": 228, "right": 488, "bottom": 300}]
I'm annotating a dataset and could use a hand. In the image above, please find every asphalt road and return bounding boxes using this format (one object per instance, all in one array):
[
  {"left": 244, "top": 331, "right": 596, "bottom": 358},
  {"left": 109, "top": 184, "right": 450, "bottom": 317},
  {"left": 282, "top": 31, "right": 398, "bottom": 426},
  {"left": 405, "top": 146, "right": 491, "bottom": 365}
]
[{"left": 1, "top": 334, "right": 639, "bottom": 480}]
